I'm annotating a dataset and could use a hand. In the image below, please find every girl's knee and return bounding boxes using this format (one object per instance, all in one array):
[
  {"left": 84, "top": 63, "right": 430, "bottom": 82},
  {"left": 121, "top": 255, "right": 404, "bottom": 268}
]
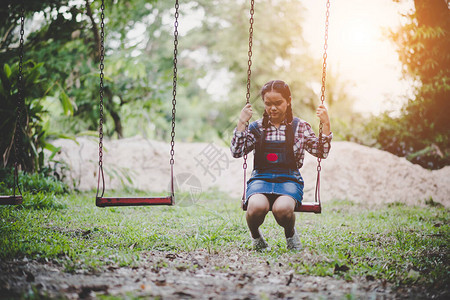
[
  {"left": 272, "top": 206, "right": 290, "bottom": 219},
  {"left": 247, "top": 202, "right": 269, "bottom": 216},
  {"left": 272, "top": 196, "right": 296, "bottom": 217},
  {"left": 247, "top": 195, "right": 270, "bottom": 216}
]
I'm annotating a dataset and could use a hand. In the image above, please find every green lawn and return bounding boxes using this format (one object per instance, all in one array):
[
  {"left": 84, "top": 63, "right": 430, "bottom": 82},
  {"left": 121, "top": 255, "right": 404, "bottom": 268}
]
[{"left": 0, "top": 189, "right": 448, "bottom": 290}]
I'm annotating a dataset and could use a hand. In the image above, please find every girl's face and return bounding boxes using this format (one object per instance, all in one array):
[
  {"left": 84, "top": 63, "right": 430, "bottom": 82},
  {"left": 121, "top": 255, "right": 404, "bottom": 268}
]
[{"left": 263, "top": 91, "right": 290, "bottom": 124}]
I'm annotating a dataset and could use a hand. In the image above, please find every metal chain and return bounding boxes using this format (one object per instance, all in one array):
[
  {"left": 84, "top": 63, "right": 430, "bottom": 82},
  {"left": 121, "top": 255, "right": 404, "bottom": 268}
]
[
  {"left": 242, "top": 0, "right": 255, "bottom": 202},
  {"left": 245, "top": 0, "right": 254, "bottom": 107},
  {"left": 96, "top": 0, "right": 105, "bottom": 198},
  {"left": 170, "top": 0, "right": 179, "bottom": 197},
  {"left": 315, "top": 0, "right": 330, "bottom": 204},
  {"left": 14, "top": 7, "right": 25, "bottom": 197}
]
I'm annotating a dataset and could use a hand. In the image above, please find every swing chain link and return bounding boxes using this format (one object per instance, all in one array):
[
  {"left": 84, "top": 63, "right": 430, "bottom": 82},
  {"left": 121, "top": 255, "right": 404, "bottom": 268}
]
[
  {"left": 315, "top": 0, "right": 330, "bottom": 202},
  {"left": 14, "top": 7, "right": 25, "bottom": 197},
  {"left": 320, "top": 0, "right": 330, "bottom": 107},
  {"left": 318, "top": 0, "right": 330, "bottom": 156},
  {"left": 246, "top": 0, "right": 254, "bottom": 106},
  {"left": 319, "top": 0, "right": 330, "bottom": 138},
  {"left": 98, "top": 0, "right": 105, "bottom": 170},
  {"left": 242, "top": 0, "right": 255, "bottom": 188},
  {"left": 168, "top": 0, "right": 179, "bottom": 199},
  {"left": 170, "top": 0, "right": 179, "bottom": 167},
  {"left": 96, "top": 0, "right": 105, "bottom": 198}
]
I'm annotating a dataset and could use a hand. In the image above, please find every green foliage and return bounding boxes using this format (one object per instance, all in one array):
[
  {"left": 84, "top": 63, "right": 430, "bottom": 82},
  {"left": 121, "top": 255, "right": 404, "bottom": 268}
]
[
  {"left": 367, "top": 0, "right": 450, "bottom": 169},
  {"left": 0, "top": 61, "right": 75, "bottom": 173},
  {"left": 0, "top": 168, "right": 68, "bottom": 209},
  {"left": 0, "top": 168, "right": 68, "bottom": 196},
  {"left": 1, "top": 61, "right": 46, "bottom": 172},
  {"left": 1, "top": 0, "right": 359, "bottom": 146},
  {"left": 21, "top": 192, "right": 67, "bottom": 210},
  {"left": 391, "top": 0, "right": 449, "bottom": 82}
]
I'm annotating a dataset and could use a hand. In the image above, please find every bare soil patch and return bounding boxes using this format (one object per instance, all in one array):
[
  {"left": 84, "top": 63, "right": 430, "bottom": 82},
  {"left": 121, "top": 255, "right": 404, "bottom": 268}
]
[{"left": 0, "top": 250, "right": 439, "bottom": 299}]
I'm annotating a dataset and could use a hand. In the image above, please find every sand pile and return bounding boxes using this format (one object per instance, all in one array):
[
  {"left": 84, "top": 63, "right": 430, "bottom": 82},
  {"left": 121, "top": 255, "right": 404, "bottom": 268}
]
[{"left": 50, "top": 136, "right": 450, "bottom": 207}]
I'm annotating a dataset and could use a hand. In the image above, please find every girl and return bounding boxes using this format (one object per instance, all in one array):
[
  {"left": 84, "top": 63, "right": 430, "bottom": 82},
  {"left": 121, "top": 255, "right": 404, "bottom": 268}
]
[{"left": 230, "top": 80, "right": 332, "bottom": 251}]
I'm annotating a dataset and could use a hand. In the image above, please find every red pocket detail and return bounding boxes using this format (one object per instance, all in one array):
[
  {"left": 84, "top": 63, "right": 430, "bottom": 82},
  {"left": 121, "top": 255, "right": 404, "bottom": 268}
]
[{"left": 266, "top": 153, "right": 278, "bottom": 162}]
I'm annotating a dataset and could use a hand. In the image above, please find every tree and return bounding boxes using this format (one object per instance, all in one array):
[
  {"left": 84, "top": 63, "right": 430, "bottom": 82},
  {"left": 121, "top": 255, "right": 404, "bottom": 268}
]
[
  {"left": 1, "top": 0, "right": 170, "bottom": 139},
  {"left": 1, "top": 0, "right": 357, "bottom": 149},
  {"left": 370, "top": 0, "right": 450, "bottom": 169}
]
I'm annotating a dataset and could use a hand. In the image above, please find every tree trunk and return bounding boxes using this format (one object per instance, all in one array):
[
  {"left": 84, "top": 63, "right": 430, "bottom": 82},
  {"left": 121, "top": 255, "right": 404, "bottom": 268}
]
[
  {"left": 85, "top": 0, "right": 101, "bottom": 62},
  {"left": 104, "top": 87, "right": 123, "bottom": 138},
  {"left": 414, "top": 0, "right": 449, "bottom": 27}
]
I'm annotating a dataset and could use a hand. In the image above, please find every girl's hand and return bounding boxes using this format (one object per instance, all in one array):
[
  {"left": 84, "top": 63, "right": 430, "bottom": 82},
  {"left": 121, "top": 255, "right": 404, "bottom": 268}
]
[
  {"left": 316, "top": 104, "right": 330, "bottom": 125},
  {"left": 316, "top": 104, "right": 331, "bottom": 135},
  {"left": 237, "top": 104, "right": 253, "bottom": 131}
]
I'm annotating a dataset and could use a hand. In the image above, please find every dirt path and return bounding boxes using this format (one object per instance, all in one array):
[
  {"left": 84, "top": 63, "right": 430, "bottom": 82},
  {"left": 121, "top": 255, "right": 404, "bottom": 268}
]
[{"left": 0, "top": 250, "right": 438, "bottom": 299}]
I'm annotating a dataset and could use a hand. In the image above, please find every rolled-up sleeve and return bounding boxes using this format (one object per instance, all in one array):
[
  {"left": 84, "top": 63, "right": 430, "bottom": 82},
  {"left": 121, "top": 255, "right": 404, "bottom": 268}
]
[
  {"left": 230, "top": 127, "right": 256, "bottom": 158},
  {"left": 303, "top": 123, "right": 333, "bottom": 159}
]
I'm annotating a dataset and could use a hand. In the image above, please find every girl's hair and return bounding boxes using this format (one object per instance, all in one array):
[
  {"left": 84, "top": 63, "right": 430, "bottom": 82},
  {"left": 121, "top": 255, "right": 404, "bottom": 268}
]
[{"left": 261, "top": 80, "right": 293, "bottom": 127}]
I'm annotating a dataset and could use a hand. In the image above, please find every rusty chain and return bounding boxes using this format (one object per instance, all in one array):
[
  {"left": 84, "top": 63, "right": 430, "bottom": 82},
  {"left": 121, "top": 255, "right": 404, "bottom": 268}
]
[
  {"left": 170, "top": 0, "right": 179, "bottom": 198},
  {"left": 96, "top": 0, "right": 105, "bottom": 198},
  {"left": 14, "top": 7, "right": 25, "bottom": 197},
  {"left": 315, "top": 0, "right": 331, "bottom": 204},
  {"left": 242, "top": 0, "right": 255, "bottom": 201}
]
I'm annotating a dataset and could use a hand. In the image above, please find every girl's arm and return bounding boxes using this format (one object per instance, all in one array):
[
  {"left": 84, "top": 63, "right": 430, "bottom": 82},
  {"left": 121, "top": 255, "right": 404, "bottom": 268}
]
[
  {"left": 304, "top": 105, "right": 332, "bottom": 159},
  {"left": 230, "top": 127, "right": 257, "bottom": 158}
]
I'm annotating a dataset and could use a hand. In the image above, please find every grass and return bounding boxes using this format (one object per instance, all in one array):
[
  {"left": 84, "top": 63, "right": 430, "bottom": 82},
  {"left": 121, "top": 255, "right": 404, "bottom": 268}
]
[{"left": 0, "top": 188, "right": 448, "bottom": 290}]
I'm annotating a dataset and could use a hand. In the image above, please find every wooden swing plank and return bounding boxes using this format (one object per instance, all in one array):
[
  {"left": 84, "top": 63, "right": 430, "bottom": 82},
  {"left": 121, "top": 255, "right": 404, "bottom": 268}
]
[
  {"left": 96, "top": 196, "right": 173, "bottom": 207},
  {"left": 0, "top": 195, "right": 23, "bottom": 205},
  {"left": 294, "top": 202, "right": 321, "bottom": 214}
]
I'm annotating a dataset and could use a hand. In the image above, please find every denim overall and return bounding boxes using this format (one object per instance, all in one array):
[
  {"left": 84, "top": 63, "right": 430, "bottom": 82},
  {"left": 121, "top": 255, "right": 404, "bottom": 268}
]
[{"left": 245, "top": 118, "right": 304, "bottom": 206}]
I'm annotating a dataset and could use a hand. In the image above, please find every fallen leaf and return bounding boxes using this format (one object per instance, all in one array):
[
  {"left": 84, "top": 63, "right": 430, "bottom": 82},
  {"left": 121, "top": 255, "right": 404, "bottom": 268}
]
[
  {"left": 155, "top": 279, "right": 166, "bottom": 286},
  {"left": 166, "top": 253, "right": 177, "bottom": 260},
  {"left": 334, "top": 264, "right": 350, "bottom": 273}
]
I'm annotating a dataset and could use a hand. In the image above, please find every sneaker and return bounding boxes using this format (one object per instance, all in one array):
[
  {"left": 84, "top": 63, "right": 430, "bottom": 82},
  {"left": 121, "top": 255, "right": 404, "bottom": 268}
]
[
  {"left": 252, "top": 233, "right": 271, "bottom": 251},
  {"left": 286, "top": 228, "right": 302, "bottom": 251}
]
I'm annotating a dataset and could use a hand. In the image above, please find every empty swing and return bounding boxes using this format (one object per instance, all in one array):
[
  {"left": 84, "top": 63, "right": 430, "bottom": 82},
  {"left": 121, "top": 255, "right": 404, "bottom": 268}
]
[
  {"left": 0, "top": 164, "right": 23, "bottom": 205},
  {"left": 1, "top": 7, "right": 25, "bottom": 206},
  {"left": 241, "top": 0, "right": 331, "bottom": 214},
  {"left": 95, "top": 0, "right": 179, "bottom": 207}
]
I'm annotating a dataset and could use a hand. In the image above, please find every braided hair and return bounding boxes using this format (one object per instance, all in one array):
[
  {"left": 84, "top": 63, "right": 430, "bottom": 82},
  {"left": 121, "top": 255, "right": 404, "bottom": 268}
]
[{"left": 260, "top": 80, "right": 293, "bottom": 128}]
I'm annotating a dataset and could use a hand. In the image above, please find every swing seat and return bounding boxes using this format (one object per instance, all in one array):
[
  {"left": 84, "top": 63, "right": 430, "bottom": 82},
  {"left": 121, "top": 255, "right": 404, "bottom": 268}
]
[
  {"left": 294, "top": 202, "right": 321, "bottom": 213},
  {"left": 96, "top": 195, "right": 174, "bottom": 207},
  {"left": 94, "top": 1, "right": 179, "bottom": 209},
  {"left": 242, "top": 201, "right": 321, "bottom": 214},
  {"left": 0, "top": 195, "right": 23, "bottom": 205}
]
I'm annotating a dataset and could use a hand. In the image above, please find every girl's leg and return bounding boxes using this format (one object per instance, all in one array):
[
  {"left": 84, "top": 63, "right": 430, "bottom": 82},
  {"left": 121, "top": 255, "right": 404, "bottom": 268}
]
[
  {"left": 272, "top": 196, "right": 301, "bottom": 250},
  {"left": 246, "top": 193, "right": 270, "bottom": 238},
  {"left": 271, "top": 195, "right": 297, "bottom": 238}
]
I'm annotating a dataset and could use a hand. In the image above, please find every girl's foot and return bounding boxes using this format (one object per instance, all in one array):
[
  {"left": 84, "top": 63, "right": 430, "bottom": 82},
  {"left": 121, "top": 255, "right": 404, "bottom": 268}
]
[
  {"left": 286, "top": 228, "right": 302, "bottom": 250},
  {"left": 252, "top": 231, "right": 270, "bottom": 251}
]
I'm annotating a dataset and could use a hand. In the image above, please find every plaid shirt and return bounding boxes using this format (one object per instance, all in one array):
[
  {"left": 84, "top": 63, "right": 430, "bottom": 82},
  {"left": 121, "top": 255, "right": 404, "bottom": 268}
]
[{"left": 230, "top": 118, "right": 332, "bottom": 169}]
